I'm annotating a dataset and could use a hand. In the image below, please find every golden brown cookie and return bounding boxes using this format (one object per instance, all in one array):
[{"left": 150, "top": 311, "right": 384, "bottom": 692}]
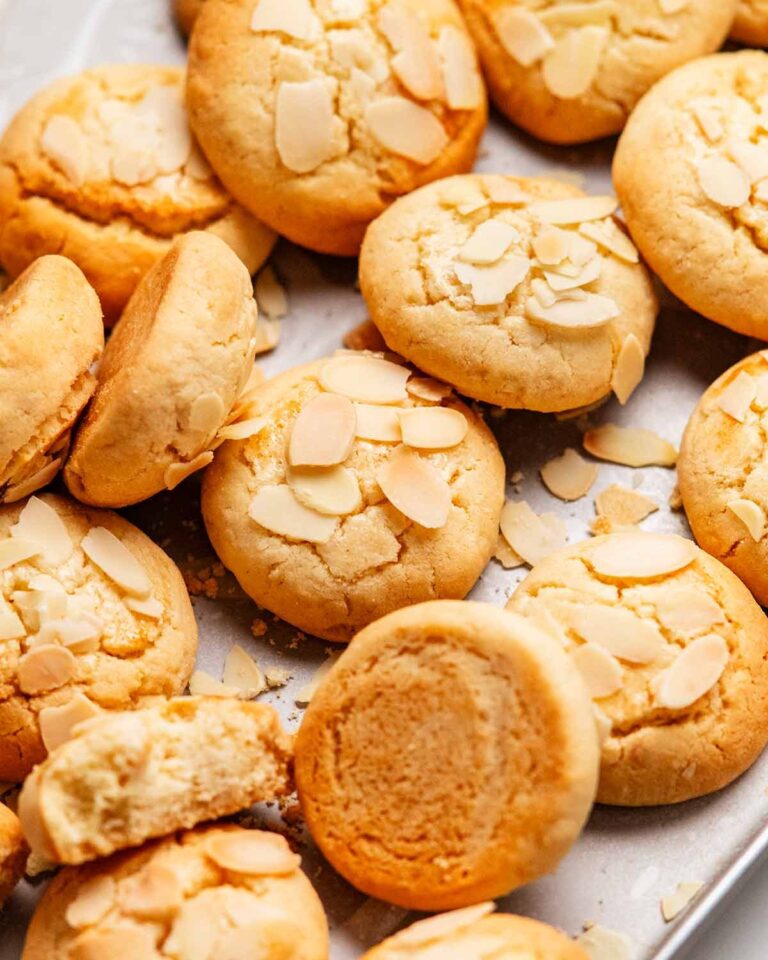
[
  {"left": 507, "top": 531, "right": 768, "bottom": 805},
  {"left": 187, "top": 0, "right": 487, "bottom": 255},
  {"left": 0, "top": 256, "right": 103, "bottom": 504},
  {"left": 459, "top": 0, "right": 736, "bottom": 144},
  {"left": 64, "top": 232, "right": 262, "bottom": 508},
  {"left": 731, "top": 1, "right": 768, "bottom": 45},
  {"left": 175, "top": 0, "right": 206, "bottom": 34},
  {"left": 0, "top": 494, "right": 197, "bottom": 782},
  {"left": 0, "top": 64, "right": 276, "bottom": 322},
  {"left": 360, "top": 174, "right": 657, "bottom": 412},
  {"left": 201, "top": 354, "right": 505, "bottom": 642},
  {"left": 21, "top": 825, "right": 329, "bottom": 960},
  {"left": 295, "top": 600, "right": 599, "bottom": 910},
  {"left": 0, "top": 803, "right": 27, "bottom": 908}
]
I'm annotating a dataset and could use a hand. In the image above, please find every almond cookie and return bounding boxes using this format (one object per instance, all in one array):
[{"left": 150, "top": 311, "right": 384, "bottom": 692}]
[
  {"left": 0, "top": 494, "right": 197, "bottom": 782},
  {"left": 614, "top": 51, "right": 768, "bottom": 339},
  {"left": 175, "top": 0, "right": 206, "bottom": 34},
  {"left": 21, "top": 825, "right": 329, "bottom": 960},
  {"left": 459, "top": 0, "right": 736, "bottom": 145},
  {"left": 295, "top": 601, "right": 599, "bottom": 910},
  {"left": 362, "top": 904, "right": 588, "bottom": 960},
  {"left": 64, "top": 232, "right": 262, "bottom": 508},
  {"left": 201, "top": 354, "right": 505, "bottom": 642},
  {"left": 186, "top": 0, "right": 487, "bottom": 255},
  {"left": 731, "top": 1, "right": 768, "bottom": 46},
  {"left": 507, "top": 531, "right": 768, "bottom": 806},
  {"left": 0, "top": 256, "right": 103, "bottom": 505},
  {"left": 0, "top": 64, "right": 276, "bottom": 322},
  {"left": 18, "top": 696, "right": 293, "bottom": 864},
  {"left": 0, "top": 804, "right": 27, "bottom": 908},
  {"left": 360, "top": 175, "right": 657, "bottom": 412}
]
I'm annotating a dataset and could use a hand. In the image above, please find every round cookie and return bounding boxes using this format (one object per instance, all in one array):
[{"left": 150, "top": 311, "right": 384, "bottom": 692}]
[
  {"left": 175, "top": 0, "right": 206, "bottom": 34},
  {"left": 458, "top": 0, "right": 736, "bottom": 145},
  {"left": 0, "top": 804, "right": 27, "bottom": 908},
  {"left": 362, "top": 904, "right": 588, "bottom": 960},
  {"left": 21, "top": 825, "right": 329, "bottom": 960},
  {"left": 731, "top": 1, "right": 768, "bottom": 46},
  {"left": 295, "top": 601, "right": 600, "bottom": 910},
  {"left": 0, "top": 493, "right": 198, "bottom": 782},
  {"left": 64, "top": 231, "right": 261, "bottom": 508},
  {"left": 186, "top": 0, "right": 487, "bottom": 256},
  {"left": 614, "top": 50, "right": 768, "bottom": 339},
  {"left": 0, "top": 256, "right": 103, "bottom": 505},
  {"left": 360, "top": 174, "right": 657, "bottom": 412},
  {"left": 201, "top": 354, "right": 506, "bottom": 642},
  {"left": 0, "top": 64, "right": 276, "bottom": 322},
  {"left": 507, "top": 531, "right": 768, "bottom": 806}
]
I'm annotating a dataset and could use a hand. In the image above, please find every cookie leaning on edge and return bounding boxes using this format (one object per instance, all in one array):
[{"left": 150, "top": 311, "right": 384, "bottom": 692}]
[{"left": 0, "top": 804, "right": 27, "bottom": 908}]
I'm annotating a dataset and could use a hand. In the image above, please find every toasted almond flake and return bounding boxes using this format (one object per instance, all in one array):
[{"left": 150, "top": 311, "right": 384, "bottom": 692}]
[
  {"left": 204, "top": 831, "right": 300, "bottom": 876},
  {"left": 0, "top": 599, "right": 24, "bottom": 641},
  {"left": 499, "top": 500, "right": 567, "bottom": 565},
  {"left": 379, "top": 5, "right": 444, "bottom": 101},
  {"left": 594, "top": 484, "right": 658, "bottom": 529},
  {"left": 276, "top": 79, "right": 336, "bottom": 174},
  {"left": 437, "top": 26, "right": 484, "bottom": 110},
  {"left": 540, "top": 448, "right": 598, "bottom": 501},
  {"left": 753, "top": 372, "right": 768, "bottom": 410},
  {"left": 655, "top": 634, "right": 728, "bottom": 709},
  {"left": 690, "top": 99, "right": 724, "bottom": 143},
  {"left": 576, "top": 924, "right": 633, "bottom": 960},
  {"left": 287, "top": 465, "right": 362, "bottom": 515},
  {"left": 529, "top": 195, "right": 618, "bottom": 225},
  {"left": 255, "top": 265, "right": 288, "bottom": 320},
  {"left": 493, "top": 533, "right": 524, "bottom": 569},
  {"left": 319, "top": 355, "right": 410, "bottom": 403},
  {"left": 376, "top": 445, "right": 451, "bottom": 529},
  {"left": 407, "top": 377, "right": 453, "bottom": 403},
  {"left": 656, "top": 587, "right": 724, "bottom": 635},
  {"left": 484, "top": 179, "right": 532, "bottom": 206},
  {"left": 189, "top": 393, "right": 226, "bottom": 434},
  {"left": 189, "top": 670, "right": 241, "bottom": 698},
  {"left": 119, "top": 863, "right": 183, "bottom": 920},
  {"left": 252, "top": 317, "right": 281, "bottom": 355},
  {"left": 661, "top": 882, "right": 704, "bottom": 922},
  {"left": 39, "top": 693, "right": 100, "bottom": 754},
  {"left": 65, "top": 875, "right": 116, "bottom": 930},
  {"left": 223, "top": 644, "right": 266, "bottom": 699},
  {"left": 542, "top": 25, "right": 608, "bottom": 99},
  {"left": 570, "top": 643, "right": 623, "bottom": 699},
  {"left": 572, "top": 605, "right": 665, "bottom": 663},
  {"left": 365, "top": 97, "right": 448, "bottom": 164},
  {"left": 124, "top": 595, "right": 164, "bottom": 619},
  {"left": 727, "top": 140, "right": 768, "bottom": 184},
  {"left": 455, "top": 256, "right": 530, "bottom": 306},
  {"left": 35, "top": 618, "right": 100, "bottom": 654},
  {"left": 531, "top": 277, "right": 556, "bottom": 307},
  {"left": 594, "top": 704, "right": 612, "bottom": 744},
  {"left": 398, "top": 407, "right": 468, "bottom": 449},
  {"left": 579, "top": 220, "right": 639, "bottom": 263},
  {"left": 716, "top": 371, "right": 755, "bottom": 422},
  {"left": 583, "top": 424, "right": 677, "bottom": 467},
  {"left": 459, "top": 219, "right": 520, "bottom": 264},
  {"left": 3, "top": 458, "right": 64, "bottom": 503},
  {"left": 296, "top": 652, "right": 340, "bottom": 704},
  {"left": 493, "top": 7, "right": 554, "bottom": 66},
  {"left": 249, "top": 484, "right": 338, "bottom": 543},
  {"left": 696, "top": 155, "right": 750, "bottom": 208},
  {"left": 612, "top": 334, "right": 645, "bottom": 405},
  {"left": 251, "top": 0, "right": 321, "bottom": 39},
  {"left": 354, "top": 403, "right": 402, "bottom": 442},
  {"left": 544, "top": 255, "right": 603, "bottom": 291},
  {"left": 590, "top": 533, "right": 696, "bottom": 579},
  {"left": 41, "top": 115, "right": 89, "bottom": 185},
  {"left": 533, "top": 225, "right": 572, "bottom": 264},
  {"left": 525, "top": 292, "right": 619, "bottom": 329},
  {"left": 80, "top": 527, "right": 152, "bottom": 598},
  {"left": 658, "top": 0, "right": 689, "bottom": 11},
  {"left": 393, "top": 903, "right": 496, "bottom": 947},
  {"left": 289, "top": 393, "right": 356, "bottom": 467},
  {"left": 164, "top": 451, "right": 214, "bottom": 491},
  {"left": 727, "top": 498, "right": 766, "bottom": 541},
  {"left": 10, "top": 496, "right": 73, "bottom": 568},
  {"left": 0, "top": 538, "right": 40, "bottom": 570},
  {"left": 217, "top": 417, "right": 269, "bottom": 442},
  {"left": 18, "top": 644, "right": 77, "bottom": 695}
]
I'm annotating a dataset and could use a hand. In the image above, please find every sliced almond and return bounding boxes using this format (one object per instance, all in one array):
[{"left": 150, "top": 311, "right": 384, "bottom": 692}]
[
  {"left": 189, "top": 670, "right": 241, "bottom": 698},
  {"left": 407, "top": 377, "right": 453, "bottom": 403},
  {"left": 753, "top": 372, "right": 768, "bottom": 410},
  {"left": 590, "top": 533, "right": 696, "bottom": 579},
  {"left": 163, "top": 452, "right": 214, "bottom": 490},
  {"left": 570, "top": 643, "right": 623, "bottom": 699},
  {"left": 39, "top": 693, "right": 100, "bottom": 754},
  {"left": 612, "top": 334, "right": 645, "bottom": 405},
  {"left": 35, "top": 618, "right": 100, "bottom": 654},
  {"left": 594, "top": 485, "right": 658, "bottom": 528},
  {"left": 40, "top": 115, "right": 90, "bottom": 185},
  {"left": 458, "top": 219, "right": 520, "bottom": 265},
  {"left": 289, "top": 393, "right": 356, "bottom": 467},
  {"left": 319, "top": 355, "right": 410, "bottom": 403},
  {"left": 204, "top": 830, "right": 300, "bottom": 876},
  {"left": 18, "top": 644, "right": 77, "bottom": 695},
  {"left": 255, "top": 266, "right": 288, "bottom": 320},
  {"left": 543, "top": 255, "right": 603, "bottom": 291},
  {"left": 119, "top": 863, "right": 183, "bottom": 920},
  {"left": 248, "top": 484, "right": 338, "bottom": 543},
  {"left": 529, "top": 196, "right": 618, "bottom": 225},
  {"left": 287, "top": 465, "right": 362, "bottom": 515},
  {"left": 572, "top": 605, "right": 665, "bottom": 663},
  {"left": 690, "top": 99, "right": 724, "bottom": 143},
  {"left": 436, "top": 26, "right": 484, "bottom": 110},
  {"left": 658, "top": 0, "right": 689, "bottom": 11},
  {"left": 716, "top": 371, "right": 755, "bottom": 422},
  {"left": 376, "top": 445, "right": 451, "bottom": 529},
  {"left": 189, "top": 393, "right": 226, "bottom": 433},
  {"left": 576, "top": 925, "right": 633, "bottom": 959},
  {"left": 11, "top": 496, "right": 73, "bottom": 566},
  {"left": 80, "top": 527, "right": 152, "bottom": 598},
  {"left": 696, "top": 155, "right": 750, "bottom": 208},
  {"left": 542, "top": 26, "right": 609, "bottom": 99},
  {"left": 393, "top": 903, "right": 496, "bottom": 947},
  {"left": 583, "top": 424, "right": 677, "bottom": 467},
  {"left": 484, "top": 179, "right": 532, "bottom": 206},
  {"left": 593, "top": 704, "right": 612, "bottom": 745},
  {"left": 525, "top": 292, "right": 619, "bottom": 329},
  {"left": 69, "top": 926, "right": 159, "bottom": 960},
  {"left": 656, "top": 587, "right": 723, "bottom": 635},
  {"left": 493, "top": 8, "right": 554, "bottom": 67},
  {"left": 533, "top": 226, "right": 572, "bottom": 265},
  {"left": 0, "top": 599, "right": 24, "bottom": 641},
  {"left": 728, "top": 140, "right": 768, "bottom": 185},
  {"left": 494, "top": 533, "right": 524, "bottom": 569},
  {"left": 276, "top": 79, "right": 337, "bottom": 174},
  {"left": 0, "top": 538, "right": 40, "bottom": 571},
  {"left": 354, "top": 403, "right": 402, "bottom": 442},
  {"left": 251, "top": 0, "right": 321, "bottom": 39},
  {"left": 124, "top": 595, "right": 164, "bottom": 619},
  {"left": 379, "top": 4, "right": 444, "bottom": 101},
  {"left": 454, "top": 256, "right": 530, "bottom": 306},
  {"left": 296, "top": 652, "right": 340, "bottom": 704},
  {"left": 398, "top": 407, "right": 468, "bottom": 449},
  {"left": 223, "top": 644, "right": 266, "bottom": 699},
  {"left": 365, "top": 97, "right": 448, "bottom": 164},
  {"left": 65, "top": 875, "right": 116, "bottom": 930},
  {"left": 727, "top": 498, "right": 766, "bottom": 541},
  {"left": 540, "top": 1, "right": 618, "bottom": 26},
  {"left": 579, "top": 220, "right": 639, "bottom": 264},
  {"left": 3, "top": 458, "right": 64, "bottom": 504},
  {"left": 655, "top": 635, "right": 728, "bottom": 709},
  {"left": 540, "top": 448, "right": 598, "bottom": 501},
  {"left": 531, "top": 277, "right": 556, "bottom": 307},
  {"left": 216, "top": 417, "right": 269, "bottom": 442},
  {"left": 499, "top": 500, "right": 567, "bottom": 565},
  {"left": 661, "top": 882, "right": 704, "bottom": 923}
]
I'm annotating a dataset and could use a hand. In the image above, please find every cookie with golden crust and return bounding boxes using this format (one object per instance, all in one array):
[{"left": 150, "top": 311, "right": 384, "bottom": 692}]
[
  {"left": 187, "top": 0, "right": 487, "bottom": 256},
  {"left": 0, "top": 256, "right": 103, "bottom": 504},
  {"left": 0, "top": 804, "right": 27, "bottom": 908},
  {"left": 0, "top": 494, "right": 197, "bottom": 782},
  {"left": 64, "top": 232, "right": 261, "bottom": 508},
  {"left": 295, "top": 601, "right": 599, "bottom": 910},
  {"left": 507, "top": 531, "right": 768, "bottom": 806},
  {"left": 175, "top": 0, "right": 206, "bottom": 34},
  {"left": 0, "top": 64, "right": 276, "bottom": 322},
  {"left": 459, "top": 0, "right": 736, "bottom": 145},
  {"left": 732, "top": 1, "right": 768, "bottom": 45},
  {"left": 614, "top": 51, "right": 768, "bottom": 339},
  {"left": 201, "top": 354, "right": 505, "bottom": 642},
  {"left": 21, "top": 825, "right": 329, "bottom": 960},
  {"left": 360, "top": 174, "right": 657, "bottom": 412}
]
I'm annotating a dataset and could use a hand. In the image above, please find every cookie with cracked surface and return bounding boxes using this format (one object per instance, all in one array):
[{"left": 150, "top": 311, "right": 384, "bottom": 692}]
[
  {"left": 732, "top": 1, "right": 768, "bottom": 45},
  {"left": 0, "top": 804, "right": 27, "bottom": 908},
  {"left": 18, "top": 696, "right": 293, "bottom": 864},
  {"left": 360, "top": 174, "right": 657, "bottom": 412},
  {"left": 175, "top": 0, "right": 206, "bottom": 34},
  {"left": 201, "top": 354, "right": 506, "bottom": 642},
  {"left": 0, "top": 256, "right": 103, "bottom": 505},
  {"left": 186, "top": 0, "right": 487, "bottom": 256},
  {"left": 507, "top": 531, "right": 768, "bottom": 806},
  {"left": 614, "top": 51, "right": 768, "bottom": 339},
  {"left": 0, "top": 493, "right": 197, "bottom": 782},
  {"left": 64, "top": 231, "right": 262, "bottom": 508},
  {"left": 295, "top": 601, "right": 600, "bottom": 909},
  {"left": 21, "top": 824, "right": 329, "bottom": 960},
  {"left": 0, "top": 64, "right": 276, "bottom": 323},
  {"left": 458, "top": 0, "right": 736, "bottom": 145}
]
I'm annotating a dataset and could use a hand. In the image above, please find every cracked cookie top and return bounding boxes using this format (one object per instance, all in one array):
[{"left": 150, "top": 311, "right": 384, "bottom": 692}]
[
  {"left": 507, "top": 530, "right": 768, "bottom": 805},
  {"left": 201, "top": 354, "right": 505, "bottom": 641}
]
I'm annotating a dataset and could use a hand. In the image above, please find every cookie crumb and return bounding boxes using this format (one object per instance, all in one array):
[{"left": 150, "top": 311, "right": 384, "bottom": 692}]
[
  {"left": 250, "top": 618, "right": 268, "bottom": 638},
  {"left": 265, "top": 667, "right": 292, "bottom": 689}
]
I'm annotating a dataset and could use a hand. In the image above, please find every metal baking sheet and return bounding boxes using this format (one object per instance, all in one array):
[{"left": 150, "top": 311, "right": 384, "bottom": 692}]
[{"left": 1, "top": 2, "right": 767, "bottom": 957}]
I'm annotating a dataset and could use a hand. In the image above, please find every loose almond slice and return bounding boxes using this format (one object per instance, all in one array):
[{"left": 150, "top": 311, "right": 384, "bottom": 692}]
[
  {"left": 39, "top": 694, "right": 100, "bottom": 754},
  {"left": 276, "top": 79, "right": 337, "bottom": 174},
  {"left": 164, "top": 451, "right": 214, "bottom": 491},
  {"left": 320, "top": 355, "right": 410, "bottom": 403},
  {"left": 376, "top": 445, "right": 451, "bottom": 529},
  {"left": 255, "top": 266, "right": 288, "bottom": 320},
  {"left": 696, "top": 155, "right": 750, "bottom": 208},
  {"left": 525, "top": 292, "right": 619, "bottom": 329},
  {"left": 572, "top": 605, "right": 665, "bottom": 663},
  {"left": 18, "top": 644, "right": 77, "bottom": 695},
  {"left": 287, "top": 465, "right": 362, "bottom": 515},
  {"left": 354, "top": 403, "right": 402, "bottom": 442},
  {"left": 407, "top": 377, "right": 453, "bottom": 403},
  {"left": 542, "top": 26, "right": 609, "bottom": 99},
  {"left": 540, "top": 448, "right": 597, "bottom": 501},
  {"left": 124, "top": 596, "right": 164, "bottom": 619},
  {"left": 251, "top": 0, "right": 321, "bottom": 39},
  {"left": 0, "top": 538, "right": 40, "bottom": 571},
  {"left": 365, "top": 97, "right": 448, "bottom": 164},
  {"left": 594, "top": 485, "right": 658, "bottom": 528},
  {"left": 65, "top": 875, "right": 116, "bottom": 930},
  {"left": 529, "top": 195, "right": 618, "bottom": 225},
  {"left": 458, "top": 219, "right": 520, "bottom": 264},
  {"left": 727, "top": 498, "right": 766, "bottom": 541},
  {"left": 583, "top": 424, "right": 677, "bottom": 467},
  {"left": 455, "top": 256, "right": 530, "bottom": 306},
  {"left": 189, "top": 670, "right": 241, "bottom": 698},
  {"left": 216, "top": 417, "right": 269, "bottom": 442},
  {"left": 494, "top": 533, "right": 524, "bottom": 569},
  {"left": 393, "top": 903, "right": 496, "bottom": 947},
  {"left": 80, "top": 527, "right": 152, "bottom": 598},
  {"left": 493, "top": 8, "right": 554, "bottom": 66},
  {"left": 11, "top": 496, "right": 73, "bottom": 565},
  {"left": 223, "top": 644, "right": 266, "bottom": 699},
  {"left": 40, "top": 115, "right": 90, "bottom": 185},
  {"left": 288, "top": 393, "right": 356, "bottom": 467},
  {"left": 204, "top": 831, "right": 300, "bottom": 876},
  {"left": 579, "top": 220, "right": 639, "bottom": 264},
  {"left": 716, "top": 371, "right": 755, "bottom": 422},
  {"left": 655, "top": 635, "right": 728, "bottom": 709},
  {"left": 249, "top": 485, "right": 338, "bottom": 543},
  {"left": 661, "top": 882, "right": 704, "bottom": 923},
  {"left": 189, "top": 393, "right": 226, "bottom": 433},
  {"left": 399, "top": 407, "right": 468, "bottom": 449},
  {"left": 379, "top": 4, "right": 444, "bottom": 101},
  {"left": 296, "top": 652, "right": 340, "bottom": 704},
  {"left": 590, "top": 533, "right": 696, "bottom": 579},
  {"left": 655, "top": 587, "right": 723, "bottom": 635},
  {"left": 437, "top": 26, "right": 484, "bottom": 110},
  {"left": 612, "top": 334, "right": 645, "bottom": 405},
  {"left": 570, "top": 642, "right": 623, "bottom": 699},
  {"left": 543, "top": 255, "right": 603, "bottom": 291},
  {"left": 499, "top": 500, "right": 567, "bottom": 565}
]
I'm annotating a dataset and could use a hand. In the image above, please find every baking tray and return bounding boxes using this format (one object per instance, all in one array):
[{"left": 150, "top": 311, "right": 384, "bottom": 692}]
[{"left": 1, "top": 1, "right": 767, "bottom": 957}]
